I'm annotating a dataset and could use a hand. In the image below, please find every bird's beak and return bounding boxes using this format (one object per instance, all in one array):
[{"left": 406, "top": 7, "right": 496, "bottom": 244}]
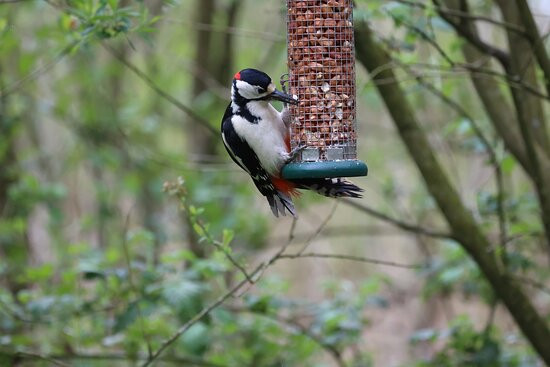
[{"left": 269, "top": 89, "right": 298, "bottom": 104}]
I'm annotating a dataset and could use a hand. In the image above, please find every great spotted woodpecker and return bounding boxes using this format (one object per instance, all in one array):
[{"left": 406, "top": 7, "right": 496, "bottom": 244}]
[{"left": 221, "top": 68, "right": 363, "bottom": 217}]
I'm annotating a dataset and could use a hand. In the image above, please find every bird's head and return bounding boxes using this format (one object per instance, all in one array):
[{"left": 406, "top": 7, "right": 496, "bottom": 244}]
[{"left": 231, "top": 68, "right": 297, "bottom": 105}]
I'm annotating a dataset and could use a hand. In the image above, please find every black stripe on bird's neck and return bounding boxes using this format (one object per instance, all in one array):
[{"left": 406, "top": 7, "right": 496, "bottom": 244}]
[{"left": 231, "top": 81, "right": 262, "bottom": 124}]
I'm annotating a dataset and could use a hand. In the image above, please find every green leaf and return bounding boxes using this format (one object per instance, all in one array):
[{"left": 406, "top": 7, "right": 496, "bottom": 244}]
[
  {"left": 126, "top": 228, "right": 155, "bottom": 247},
  {"left": 82, "top": 270, "right": 105, "bottom": 280},
  {"left": 193, "top": 223, "right": 205, "bottom": 237},
  {"left": 23, "top": 264, "right": 54, "bottom": 282},
  {"left": 222, "top": 229, "right": 234, "bottom": 247},
  {"left": 410, "top": 328, "right": 438, "bottom": 344},
  {"left": 180, "top": 322, "right": 209, "bottom": 354},
  {"left": 439, "top": 267, "right": 465, "bottom": 285},
  {"left": 500, "top": 155, "right": 516, "bottom": 174},
  {"left": 107, "top": 0, "right": 118, "bottom": 11},
  {"left": 114, "top": 301, "right": 139, "bottom": 332},
  {"left": 244, "top": 294, "right": 272, "bottom": 314}
]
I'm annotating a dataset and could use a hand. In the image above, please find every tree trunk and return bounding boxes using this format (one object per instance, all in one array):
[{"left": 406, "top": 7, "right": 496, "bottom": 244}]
[{"left": 355, "top": 22, "right": 550, "bottom": 365}]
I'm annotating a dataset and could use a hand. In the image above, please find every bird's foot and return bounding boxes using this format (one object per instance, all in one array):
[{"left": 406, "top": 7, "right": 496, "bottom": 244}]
[
  {"left": 285, "top": 145, "right": 307, "bottom": 164},
  {"left": 280, "top": 73, "right": 290, "bottom": 108}
]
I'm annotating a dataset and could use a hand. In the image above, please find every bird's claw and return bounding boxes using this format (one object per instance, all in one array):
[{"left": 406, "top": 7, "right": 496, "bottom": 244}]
[
  {"left": 280, "top": 73, "right": 290, "bottom": 108},
  {"left": 285, "top": 144, "right": 307, "bottom": 164}
]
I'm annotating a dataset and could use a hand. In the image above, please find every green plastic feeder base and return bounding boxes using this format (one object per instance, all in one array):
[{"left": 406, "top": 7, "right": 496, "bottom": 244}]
[{"left": 281, "top": 160, "right": 368, "bottom": 179}]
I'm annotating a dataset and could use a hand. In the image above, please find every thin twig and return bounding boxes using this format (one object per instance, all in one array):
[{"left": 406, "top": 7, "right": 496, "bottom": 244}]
[
  {"left": 0, "top": 297, "right": 51, "bottom": 324},
  {"left": 362, "top": 53, "right": 550, "bottom": 102},
  {"left": 288, "top": 216, "right": 298, "bottom": 243},
  {"left": 145, "top": 193, "right": 416, "bottom": 365},
  {"left": 0, "top": 0, "right": 35, "bottom": 4},
  {"left": 431, "top": 0, "right": 510, "bottom": 69},
  {"left": 483, "top": 299, "right": 498, "bottom": 335},
  {"left": 194, "top": 217, "right": 253, "bottom": 283},
  {"left": 238, "top": 310, "right": 346, "bottom": 367},
  {"left": 373, "top": 57, "right": 550, "bottom": 102},
  {"left": 392, "top": 0, "right": 525, "bottom": 35},
  {"left": 279, "top": 252, "right": 424, "bottom": 269},
  {"left": 102, "top": 43, "right": 217, "bottom": 136},
  {"left": 341, "top": 199, "right": 453, "bottom": 240},
  {"left": 141, "top": 264, "right": 263, "bottom": 367},
  {"left": 387, "top": 11, "right": 455, "bottom": 66},
  {"left": 516, "top": 0, "right": 550, "bottom": 97},
  {"left": 271, "top": 224, "right": 411, "bottom": 243},
  {"left": 144, "top": 210, "right": 308, "bottom": 364},
  {"left": 8, "top": 351, "right": 227, "bottom": 367},
  {"left": 0, "top": 40, "right": 79, "bottom": 96},
  {"left": 395, "top": 59, "right": 507, "bottom": 263},
  {"left": 163, "top": 19, "right": 284, "bottom": 42},
  {"left": 513, "top": 275, "right": 550, "bottom": 296},
  {"left": 8, "top": 351, "right": 72, "bottom": 367},
  {"left": 296, "top": 201, "right": 339, "bottom": 255},
  {"left": 120, "top": 209, "right": 153, "bottom": 357}
]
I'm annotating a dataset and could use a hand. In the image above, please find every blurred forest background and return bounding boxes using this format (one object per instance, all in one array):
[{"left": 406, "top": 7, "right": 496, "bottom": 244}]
[{"left": 1, "top": 0, "right": 550, "bottom": 366}]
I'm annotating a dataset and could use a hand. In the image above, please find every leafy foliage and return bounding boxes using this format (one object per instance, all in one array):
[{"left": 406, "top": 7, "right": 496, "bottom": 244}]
[{"left": 0, "top": 0, "right": 549, "bottom": 366}]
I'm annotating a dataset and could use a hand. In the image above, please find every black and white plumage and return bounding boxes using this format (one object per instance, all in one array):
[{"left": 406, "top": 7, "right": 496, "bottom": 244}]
[{"left": 221, "top": 68, "right": 363, "bottom": 217}]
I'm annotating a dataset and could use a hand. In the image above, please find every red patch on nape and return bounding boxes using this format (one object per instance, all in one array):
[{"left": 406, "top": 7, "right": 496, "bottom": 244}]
[
  {"left": 234, "top": 71, "right": 241, "bottom": 80},
  {"left": 271, "top": 176, "right": 301, "bottom": 198}
]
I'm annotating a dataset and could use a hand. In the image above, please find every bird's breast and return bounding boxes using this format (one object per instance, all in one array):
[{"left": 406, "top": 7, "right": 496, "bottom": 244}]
[{"left": 231, "top": 108, "right": 288, "bottom": 176}]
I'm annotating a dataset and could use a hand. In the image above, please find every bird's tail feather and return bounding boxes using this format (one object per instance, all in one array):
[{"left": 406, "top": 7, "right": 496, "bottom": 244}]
[
  {"left": 267, "top": 191, "right": 297, "bottom": 218},
  {"left": 292, "top": 178, "right": 363, "bottom": 198}
]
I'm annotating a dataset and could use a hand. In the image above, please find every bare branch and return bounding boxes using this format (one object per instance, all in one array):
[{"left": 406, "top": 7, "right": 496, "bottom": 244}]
[
  {"left": 141, "top": 266, "right": 259, "bottom": 367},
  {"left": 144, "top": 199, "right": 341, "bottom": 365},
  {"left": 288, "top": 217, "right": 298, "bottom": 243},
  {"left": 387, "top": 11, "right": 455, "bottom": 66},
  {"left": 0, "top": 40, "right": 78, "bottom": 96},
  {"left": 102, "top": 43, "right": 217, "bottom": 136},
  {"left": 279, "top": 252, "right": 424, "bottom": 269},
  {"left": 431, "top": 0, "right": 511, "bottom": 69},
  {"left": 392, "top": 0, "right": 525, "bottom": 35},
  {"left": 5, "top": 351, "right": 227, "bottom": 367},
  {"left": 513, "top": 275, "right": 550, "bottom": 296},
  {"left": 516, "top": 0, "right": 550, "bottom": 97},
  {"left": 193, "top": 217, "right": 253, "bottom": 283},
  {"left": 404, "top": 61, "right": 550, "bottom": 101},
  {"left": 238, "top": 310, "right": 346, "bottom": 367},
  {"left": 296, "top": 201, "right": 338, "bottom": 255},
  {"left": 142, "top": 218, "right": 304, "bottom": 367},
  {"left": 163, "top": 19, "right": 284, "bottom": 42},
  {"left": 0, "top": 0, "right": 35, "bottom": 4},
  {"left": 394, "top": 59, "right": 508, "bottom": 265},
  {"left": 7, "top": 351, "right": 71, "bottom": 367},
  {"left": 120, "top": 209, "right": 153, "bottom": 357},
  {"left": 341, "top": 199, "right": 453, "bottom": 240},
  {"left": 359, "top": 52, "right": 550, "bottom": 102},
  {"left": 355, "top": 21, "right": 550, "bottom": 364}
]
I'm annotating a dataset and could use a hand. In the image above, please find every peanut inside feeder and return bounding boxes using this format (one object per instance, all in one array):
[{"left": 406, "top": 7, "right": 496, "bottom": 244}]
[{"left": 282, "top": 0, "right": 367, "bottom": 179}]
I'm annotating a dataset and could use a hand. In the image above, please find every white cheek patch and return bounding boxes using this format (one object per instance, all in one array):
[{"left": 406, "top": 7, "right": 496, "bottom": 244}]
[
  {"left": 235, "top": 80, "right": 257, "bottom": 99},
  {"left": 235, "top": 79, "right": 270, "bottom": 99}
]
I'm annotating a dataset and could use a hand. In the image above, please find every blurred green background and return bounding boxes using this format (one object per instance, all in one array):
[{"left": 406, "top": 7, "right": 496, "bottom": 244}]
[{"left": 1, "top": 0, "right": 550, "bottom": 366}]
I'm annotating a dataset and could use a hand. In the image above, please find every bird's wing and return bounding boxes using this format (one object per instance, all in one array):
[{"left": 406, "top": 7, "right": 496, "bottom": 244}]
[
  {"left": 221, "top": 110, "right": 296, "bottom": 217},
  {"left": 221, "top": 113, "right": 273, "bottom": 193}
]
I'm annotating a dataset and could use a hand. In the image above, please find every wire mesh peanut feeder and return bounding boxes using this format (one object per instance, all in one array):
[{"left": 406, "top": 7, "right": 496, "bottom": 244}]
[{"left": 282, "top": 0, "right": 368, "bottom": 179}]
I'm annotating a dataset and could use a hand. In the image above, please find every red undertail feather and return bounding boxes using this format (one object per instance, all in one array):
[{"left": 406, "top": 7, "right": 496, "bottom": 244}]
[{"left": 271, "top": 176, "right": 300, "bottom": 198}]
